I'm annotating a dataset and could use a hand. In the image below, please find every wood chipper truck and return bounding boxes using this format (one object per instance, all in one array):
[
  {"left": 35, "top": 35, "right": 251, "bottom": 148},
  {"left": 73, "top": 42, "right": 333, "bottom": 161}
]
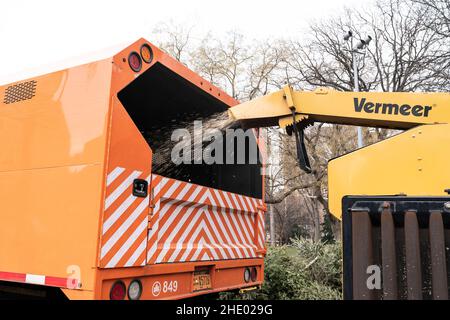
[
  {"left": 228, "top": 86, "right": 450, "bottom": 300},
  {"left": 0, "top": 38, "right": 265, "bottom": 300}
]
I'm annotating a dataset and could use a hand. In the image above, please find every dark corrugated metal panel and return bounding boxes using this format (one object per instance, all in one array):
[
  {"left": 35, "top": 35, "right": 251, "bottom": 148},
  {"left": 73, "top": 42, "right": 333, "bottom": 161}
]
[{"left": 343, "top": 197, "right": 450, "bottom": 300}]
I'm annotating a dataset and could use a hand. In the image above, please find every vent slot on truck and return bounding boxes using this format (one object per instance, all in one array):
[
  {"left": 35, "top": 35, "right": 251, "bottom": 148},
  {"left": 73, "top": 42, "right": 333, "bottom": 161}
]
[
  {"left": 117, "top": 62, "right": 262, "bottom": 198},
  {"left": 3, "top": 80, "right": 37, "bottom": 104},
  {"left": 343, "top": 196, "right": 450, "bottom": 300}
]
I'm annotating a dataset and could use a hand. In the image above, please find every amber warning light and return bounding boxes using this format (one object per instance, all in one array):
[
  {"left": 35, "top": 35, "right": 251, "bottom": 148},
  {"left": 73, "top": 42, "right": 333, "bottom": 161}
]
[{"left": 140, "top": 44, "right": 153, "bottom": 64}]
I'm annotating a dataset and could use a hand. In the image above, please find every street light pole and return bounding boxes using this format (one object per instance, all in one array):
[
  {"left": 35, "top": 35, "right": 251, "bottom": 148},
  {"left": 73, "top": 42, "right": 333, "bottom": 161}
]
[
  {"left": 344, "top": 31, "right": 372, "bottom": 148},
  {"left": 352, "top": 51, "right": 363, "bottom": 148}
]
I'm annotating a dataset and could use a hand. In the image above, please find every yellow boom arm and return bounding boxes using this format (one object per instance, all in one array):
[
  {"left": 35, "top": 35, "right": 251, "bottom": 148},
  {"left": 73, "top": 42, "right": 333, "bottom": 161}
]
[
  {"left": 228, "top": 86, "right": 450, "bottom": 130},
  {"left": 228, "top": 86, "right": 450, "bottom": 219}
]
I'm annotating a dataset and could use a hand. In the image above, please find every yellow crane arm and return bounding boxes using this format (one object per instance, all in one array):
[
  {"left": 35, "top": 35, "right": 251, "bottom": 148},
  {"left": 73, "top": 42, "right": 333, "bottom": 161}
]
[
  {"left": 228, "top": 86, "right": 450, "bottom": 173},
  {"left": 228, "top": 86, "right": 450, "bottom": 130},
  {"left": 229, "top": 86, "right": 450, "bottom": 220}
]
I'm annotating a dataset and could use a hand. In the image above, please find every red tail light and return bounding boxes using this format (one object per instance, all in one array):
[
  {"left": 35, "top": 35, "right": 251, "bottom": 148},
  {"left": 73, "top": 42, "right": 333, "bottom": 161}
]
[
  {"left": 110, "top": 280, "right": 126, "bottom": 300},
  {"left": 128, "top": 52, "right": 142, "bottom": 72}
]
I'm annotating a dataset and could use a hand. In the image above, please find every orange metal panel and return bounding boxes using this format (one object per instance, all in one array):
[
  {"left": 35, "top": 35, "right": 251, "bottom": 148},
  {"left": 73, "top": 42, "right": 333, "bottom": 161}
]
[
  {"left": 0, "top": 165, "right": 103, "bottom": 291},
  {"left": 95, "top": 258, "right": 263, "bottom": 300},
  {"left": 98, "top": 98, "right": 152, "bottom": 268},
  {"left": 0, "top": 60, "right": 112, "bottom": 292},
  {"left": 0, "top": 60, "right": 112, "bottom": 170}
]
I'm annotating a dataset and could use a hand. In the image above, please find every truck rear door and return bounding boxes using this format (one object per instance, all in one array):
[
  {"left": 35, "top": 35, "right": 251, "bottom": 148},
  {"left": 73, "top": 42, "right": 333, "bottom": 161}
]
[{"left": 147, "top": 175, "right": 265, "bottom": 264}]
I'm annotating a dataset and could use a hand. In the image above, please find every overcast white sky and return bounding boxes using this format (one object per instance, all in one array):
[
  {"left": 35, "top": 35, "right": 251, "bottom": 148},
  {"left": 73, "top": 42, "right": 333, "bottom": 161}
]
[{"left": 1, "top": 0, "right": 372, "bottom": 84}]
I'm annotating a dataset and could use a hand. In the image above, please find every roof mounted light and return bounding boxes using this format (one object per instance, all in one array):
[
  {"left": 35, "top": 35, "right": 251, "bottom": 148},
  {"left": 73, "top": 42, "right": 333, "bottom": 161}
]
[
  {"left": 128, "top": 51, "right": 142, "bottom": 73},
  {"left": 140, "top": 44, "right": 153, "bottom": 64}
]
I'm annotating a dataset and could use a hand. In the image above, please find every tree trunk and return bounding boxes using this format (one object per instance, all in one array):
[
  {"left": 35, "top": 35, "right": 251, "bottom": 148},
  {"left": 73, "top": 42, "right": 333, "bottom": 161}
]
[
  {"left": 269, "top": 204, "right": 275, "bottom": 245},
  {"left": 313, "top": 203, "right": 321, "bottom": 242}
]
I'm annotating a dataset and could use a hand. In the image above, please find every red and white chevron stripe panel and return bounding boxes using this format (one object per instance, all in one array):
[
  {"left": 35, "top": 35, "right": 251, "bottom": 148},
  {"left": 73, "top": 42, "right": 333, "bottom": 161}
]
[
  {"left": 147, "top": 174, "right": 265, "bottom": 265},
  {"left": 99, "top": 167, "right": 150, "bottom": 268}
]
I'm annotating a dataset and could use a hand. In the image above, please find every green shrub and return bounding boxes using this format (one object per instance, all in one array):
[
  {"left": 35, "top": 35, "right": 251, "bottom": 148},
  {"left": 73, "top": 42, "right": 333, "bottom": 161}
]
[
  {"left": 219, "top": 238, "right": 342, "bottom": 300},
  {"left": 291, "top": 238, "right": 342, "bottom": 291}
]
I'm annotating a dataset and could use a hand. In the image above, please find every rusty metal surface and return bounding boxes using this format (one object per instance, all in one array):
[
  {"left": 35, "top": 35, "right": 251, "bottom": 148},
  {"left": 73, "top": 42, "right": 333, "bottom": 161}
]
[
  {"left": 381, "top": 206, "right": 398, "bottom": 299},
  {"left": 344, "top": 197, "right": 450, "bottom": 300},
  {"left": 352, "top": 211, "right": 375, "bottom": 300},
  {"left": 429, "top": 211, "right": 448, "bottom": 300},
  {"left": 404, "top": 211, "right": 423, "bottom": 300}
]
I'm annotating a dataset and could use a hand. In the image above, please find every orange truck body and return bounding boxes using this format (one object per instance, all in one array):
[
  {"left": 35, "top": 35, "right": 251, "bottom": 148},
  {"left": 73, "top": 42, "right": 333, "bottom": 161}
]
[{"left": 0, "top": 38, "right": 266, "bottom": 300}]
